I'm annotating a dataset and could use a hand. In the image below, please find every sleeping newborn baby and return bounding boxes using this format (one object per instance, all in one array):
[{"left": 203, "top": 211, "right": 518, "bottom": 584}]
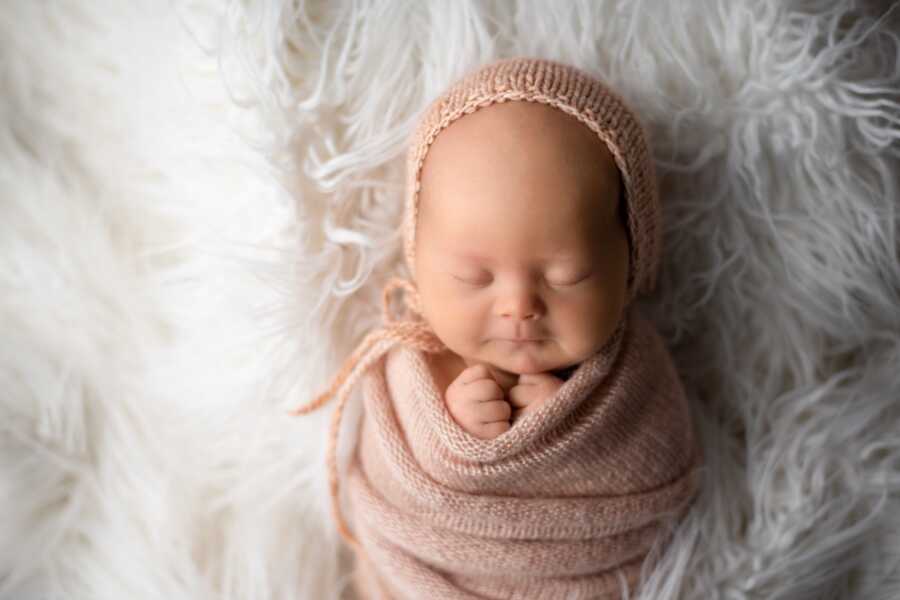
[{"left": 291, "top": 57, "right": 704, "bottom": 600}]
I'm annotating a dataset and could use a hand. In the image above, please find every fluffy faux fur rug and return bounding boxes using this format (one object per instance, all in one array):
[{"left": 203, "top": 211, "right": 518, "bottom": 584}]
[{"left": 2, "top": 1, "right": 899, "bottom": 599}]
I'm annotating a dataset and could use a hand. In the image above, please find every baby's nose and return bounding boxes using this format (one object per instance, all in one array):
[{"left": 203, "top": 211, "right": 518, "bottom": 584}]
[{"left": 497, "top": 290, "right": 545, "bottom": 320}]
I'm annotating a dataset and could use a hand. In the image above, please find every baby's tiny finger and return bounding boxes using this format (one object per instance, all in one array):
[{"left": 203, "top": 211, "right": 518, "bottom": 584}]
[
  {"left": 474, "top": 420, "right": 510, "bottom": 440},
  {"left": 468, "top": 379, "right": 504, "bottom": 402},
  {"left": 507, "top": 385, "right": 532, "bottom": 408},
  {"left": 457, "top": 363, "right": 493, "bottom": 385},
  {"left": 479, "top": 399, "right": 512, "bottom": 423}
]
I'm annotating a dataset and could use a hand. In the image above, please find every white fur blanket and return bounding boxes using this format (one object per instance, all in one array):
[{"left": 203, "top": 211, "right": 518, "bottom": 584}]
[{"left": 2, "top": 2, "right": 899, "bottom": 599}]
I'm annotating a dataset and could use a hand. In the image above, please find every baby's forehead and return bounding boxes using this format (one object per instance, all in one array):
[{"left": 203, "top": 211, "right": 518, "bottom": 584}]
[{"left": 418, "top": 100, "right": 622, "bottom": 224}]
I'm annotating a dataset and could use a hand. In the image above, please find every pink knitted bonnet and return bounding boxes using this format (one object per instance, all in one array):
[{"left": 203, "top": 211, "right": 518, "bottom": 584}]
[{"left": 403, "top": 56, "right": 662, "bottom": 304}]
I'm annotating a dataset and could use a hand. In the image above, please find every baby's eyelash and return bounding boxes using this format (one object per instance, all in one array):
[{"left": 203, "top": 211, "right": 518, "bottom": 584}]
[
  {"left": 547, "top": 272, "right": 592, "bottom": 287},
  {"left": 449, "top": 271, "right": 592, "bottom": 287},
  {"left": 452, "top": 274, "right": 492, "bottom": 286}
]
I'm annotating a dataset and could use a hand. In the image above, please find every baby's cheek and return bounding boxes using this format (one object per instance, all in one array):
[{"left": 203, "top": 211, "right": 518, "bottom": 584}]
[
  {"left": 424, "top": 290, "right": 487, "bottom": 351},
  {"left": 454, "top": 297, "right": 491, "bottom": 348},
  {"left": 553, "top": 295, "right": 616, "bottom": 356}
]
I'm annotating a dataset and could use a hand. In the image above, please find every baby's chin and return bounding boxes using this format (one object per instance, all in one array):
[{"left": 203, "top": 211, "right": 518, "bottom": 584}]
[{"left": 477, "top": 340, "right": 583, "bottom": 376}]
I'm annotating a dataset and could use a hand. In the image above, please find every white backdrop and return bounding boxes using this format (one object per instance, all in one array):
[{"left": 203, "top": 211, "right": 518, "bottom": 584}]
[{"left": 2, "top": 1, "right": 900, "bottom": 599}]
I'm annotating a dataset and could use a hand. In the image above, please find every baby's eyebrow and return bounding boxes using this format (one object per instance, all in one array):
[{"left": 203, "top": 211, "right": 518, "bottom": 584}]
[
  {"left": 450, "top": 251, "right": 491, "bottom": 263},
  {"left": 447, "top": 251, "right": 589, "bottom": 265}
]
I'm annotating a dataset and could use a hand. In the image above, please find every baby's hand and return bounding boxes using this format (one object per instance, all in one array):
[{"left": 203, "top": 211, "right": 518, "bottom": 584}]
[
  {"left": 446, "top": 364, "right": 511, "bottom": 440},
  {"left": 508, "top": 373, "right": 564, "bottom": 423}
]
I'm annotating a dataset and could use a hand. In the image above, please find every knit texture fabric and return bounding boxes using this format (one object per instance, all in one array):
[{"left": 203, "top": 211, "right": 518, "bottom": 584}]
[
  {"left": 347, "top": 305, "right": 703, "bottom": 599},
  {"left": 404, "top": 56, "right": 662, "bottom": 303}
]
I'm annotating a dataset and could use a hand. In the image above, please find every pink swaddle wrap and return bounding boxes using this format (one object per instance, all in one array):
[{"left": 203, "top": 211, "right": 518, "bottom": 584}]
[
  {"left": 290, "top": 57, "right": 704, "bottom": 599},
  {"left": 346, "top": 304, "right": 702, "bottom": 599}
]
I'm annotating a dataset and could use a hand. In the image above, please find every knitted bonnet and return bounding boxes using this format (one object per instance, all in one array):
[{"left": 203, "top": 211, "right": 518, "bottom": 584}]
[{"left": 404, "top": 56, "right": 662, "bottom": 304}]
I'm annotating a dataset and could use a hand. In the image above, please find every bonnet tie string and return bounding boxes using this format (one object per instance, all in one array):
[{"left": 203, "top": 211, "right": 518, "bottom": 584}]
[{"left": 287, "top": 277, "right": 445, "bottom": 549}]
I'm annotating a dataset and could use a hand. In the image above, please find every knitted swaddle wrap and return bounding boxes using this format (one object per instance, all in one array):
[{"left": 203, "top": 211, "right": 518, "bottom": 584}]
[
  {"left": 348, "top": 306, "right": 702, "bottom": 599},
  {"left": 289, "top": 57, "right": 704, "bottom": 599}
]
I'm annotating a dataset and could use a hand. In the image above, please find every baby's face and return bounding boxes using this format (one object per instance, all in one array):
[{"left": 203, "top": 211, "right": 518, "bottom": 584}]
[{"left": 415, "top": 100, "right": 629, "bottom": 376}]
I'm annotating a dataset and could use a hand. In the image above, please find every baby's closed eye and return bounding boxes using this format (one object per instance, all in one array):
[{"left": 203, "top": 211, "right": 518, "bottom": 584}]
[
  {"left": 451, "top": 270, "right": 493, "bottom": 286},
  {"left": 450, "top": 267, "right": 594, "bottom": 288},
  {"left": 545, "top": 268, "right": 593, "bottom": 287}
]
